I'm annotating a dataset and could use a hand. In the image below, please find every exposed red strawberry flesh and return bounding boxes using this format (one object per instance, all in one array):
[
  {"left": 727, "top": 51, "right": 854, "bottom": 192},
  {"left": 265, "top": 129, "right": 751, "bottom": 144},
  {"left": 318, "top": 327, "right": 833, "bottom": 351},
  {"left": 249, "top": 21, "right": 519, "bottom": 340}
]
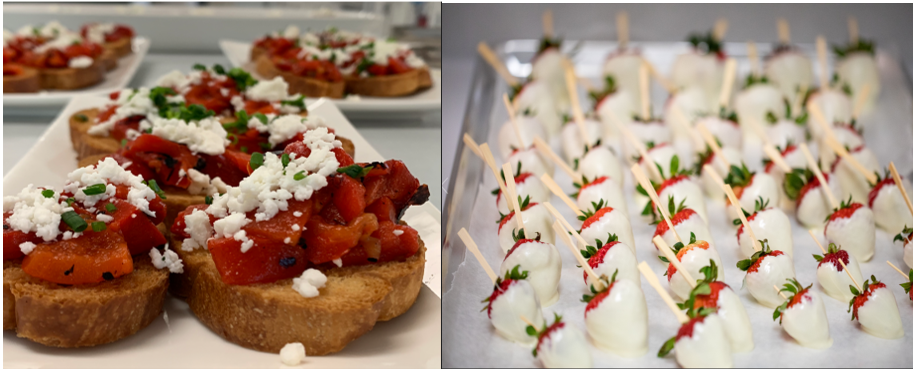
[
  {"left": 497, "top": 202, "right": 539, "bottom": 233},
  {"left": 487, "top": 278, "right": 519, "bottom": 319},
  {"left": 496, "top": 172, "right": 534, "bottom": 205},
  {"left": 578, "top": 176, "right": 609, "bottom": 196},
  {"left": 584, "top": 281, "right": 617, "bottom": 315},
  {"left": 824, "top": 202, "right": 863, "bottom": 236},
  {"left": 830, "top": 145, "right": 866, "bottom": 173},
  {"left": 583, "top": 241, "right": 622, "bottom": 282},
  {"left": 505, "top": 238, "right": 547, "bottom": 260},
  {"left": 796, "top": 173, "right": 829, "bottom": 209},
  {"left": 786, "top": 287, "right": 812, "bottom": 309},
  {"left": 653, "top": 208, "right": 697, "bottom": 244},
  {"left": 676, "top": 315, "right": 708, "bottom": 340},
  {"left": 748, "top": 250, "right": 785, "bottom": 274},
  {"left": 694, "top": 281, "right": 729, "bottom": 309},
  {"left": 667, "top": 240, "right": 711, "bottom": 280},
  {"left": 817, "top": 249, "right": 850, "bottom": 271},
  {"left": 725, "top": 176, "right": 754, "bottom": 206},
  {"left": 851, "top": 282, "right": 886, "bottom": 321},
  {"left": 581, "top": 207, "right": 615, "bottom": 231},
  {"left": 656, "top": 174, "right": 689, "bottom": 196},
  {"left": 535, "top": 320, "right": 566, "bottom": 354},
  {"left": 868, "top": 177, "right": 896, "bottom": 208},
  {"left": 736, "top": 210, "right": 763, "bottom": 241}
]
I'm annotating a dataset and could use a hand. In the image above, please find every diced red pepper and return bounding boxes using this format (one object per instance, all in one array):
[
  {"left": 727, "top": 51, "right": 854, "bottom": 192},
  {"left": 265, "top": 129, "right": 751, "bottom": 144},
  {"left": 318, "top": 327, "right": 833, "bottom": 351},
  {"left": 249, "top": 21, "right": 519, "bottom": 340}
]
[
  {"left": 103, "top": 198, "right": 166, "bottom": 255},
  {"left": 339, "top": 221, "right": 421, "bottom": 266},
  {"left": 319, "top": 175, "right": 366, "bottom": 224},
  {"left": 301, "top": 213, "right": 379, "bottom": 264},
  {"left": 122, "top": 134, "right": 198, "bottom": 188},
  {"left": 365, "top": 197, "right": 397, "bottom": 223},
  {"left": 363, "top": 159, "right": 421, "bottom": 214},
  {"left": 243, "top": 199, "right": 313, "bottom": 246},
  {"left": 208, "top": 234, "right": 309, "bottom": 285}
]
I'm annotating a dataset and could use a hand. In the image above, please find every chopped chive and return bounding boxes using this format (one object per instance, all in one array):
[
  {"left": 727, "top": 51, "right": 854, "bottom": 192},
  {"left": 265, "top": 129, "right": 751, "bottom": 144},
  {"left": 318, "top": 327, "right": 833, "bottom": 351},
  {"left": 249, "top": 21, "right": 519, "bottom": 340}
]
[
  {"left": 253, "top": 112, "right": 268, "bottom": 125},
  {"left": 91, "top": 221, "right": 107, "bottom": 232},
  {"left": 81, "top": 183, "right": 108, "bottom": 196},
  {"left": 105, "top": 203, "right": 117, "bottom": 212},
  {"left": 62, "top": 211, "right": 87, "bottom": 232},
  {"left": 74, "top": 114, "right": 88, "bottom": 122},
  {"left": 212, "top": 64, "right": 226, "bottom": 74},
  {"left": 240, "top": 146, "right": 248, "bottom": 153},
  {"left": 281, "top": 153, "right": 290, "bottom": 168},
  {"left": 192, "top": 63, "right": 206, "bottom": 71},
  {"left": 147, "top": 180, "right": 166, "bottom": 199},
  {"left": 121, "top": 139, "right": 128, "bottom": 147},
  {"left": 337, "top": 164, "right": 373, "bottom": 179},
  {"left": 258, "top": 142, "right": 272, "bottom": 150},
  {"left": 250, "top": 152, "right": 265, "bottom": 171},
  {"left": 205, "top": 195, "right": 213, "bottom": 205},
  {"left": 65, "top": 197, "right": 76, "bottom": 206},
  {"left": 294, "top": 171, "right": 307, "bottom": 181},
  {"left": 41, "top": 189, "right": 55, "bottom": 198}
]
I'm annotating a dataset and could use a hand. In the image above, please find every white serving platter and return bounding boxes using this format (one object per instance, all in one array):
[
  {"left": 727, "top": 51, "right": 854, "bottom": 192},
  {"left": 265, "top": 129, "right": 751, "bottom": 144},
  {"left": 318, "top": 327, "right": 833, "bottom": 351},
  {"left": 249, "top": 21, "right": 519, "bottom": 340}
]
[
  {"left": 2, "top": 96, "right": 442, "bottom": 368},
  {"left": 219, "top": 39, "right": 441, "bottom": 117},
  {"left": 2, "top": 37, "right": 151, "bottom": 108}
]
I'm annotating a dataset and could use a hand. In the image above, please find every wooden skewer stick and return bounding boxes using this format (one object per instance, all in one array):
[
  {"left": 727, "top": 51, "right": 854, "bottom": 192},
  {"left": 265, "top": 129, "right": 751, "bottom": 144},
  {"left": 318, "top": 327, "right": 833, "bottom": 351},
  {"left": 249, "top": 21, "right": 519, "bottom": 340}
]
[
  {"left": 763, "top": 144, "right": 794, "bottom": 173},
  {"left": 543, "top": 9, "right": 554, "bottom": 39},
  {"left": 695, "top": 122, "right": 731, "bottom": 169},
  {"left": 605, "top": 110, "right": 663, "bottom": 180},
  {"left": 638, "top": 261, "right": 690, "bottom": 324},
  {"left": 642, "top": 58, "right": 676, "bottom": 94},
  {"left": 479, "top": 143, "right": 512, "bottom": 211},
  {"left": 670, "top": 104, "right": 704, "bottom": 149},
  {"left": 653, "top": 236, "right": 697, "bottom": 288},
  {"left": 520, "top": 315, "right": 539, "bottom": 331},
  {"left": 702, "top": 164, "right": 726, "bottom": 193},
  {"left": 724, "top": 184, "right": 762, "bottom": 252},
  {"left": 718, "top": 58, "right": 737, "bottom": 110},
  {"left": 807, "top": 229, "right": 828, "bottom": 255},
  {"left": 577, "top": 76, "right": 595, "bottom": 93},
  {"left": 837, "top": 259, "right": 861, "bottom": 289},
  {"left": 712, "top": 18, "right": 728, "bottom": 41},
  {"left": 477, "top": 42, "right": 519, "bottom": 86},
  {"left": 887, "top": 261, "right": 909, "bottom": 280},
  {"left": 816, "top": 36, "right": 830, "bottom": 92},
  {"left": 540, "top": 174, "right": 584, "bottom": 216},
  {"left": 639, "top": 61, "right": 651, "bottom": 120},
  {"left": 462, "top": 133, "right": 482, "bottom": 158},
  {"left": 747, "top": 41, "right": 760, "bottom": 78},
  {"left": 502, "top": 93, "right": 526, "bottom": 149},
  {"left": 777, "top": 18, "right": 791, "bottom": 44},
  {"left": 851, "top": 84, "right": 871, "bottom": 119},
  {"left": 631, "top": 164, "right": 683, "bottom": 243},
  {"left": 562, "top": 60, "right": 594, "bottom": 148},
  {"left": 553, "top": 221, "right": 605, "bottom": 291},
  {"left": 532, "top": 137, "right": 583, "bottom": 184},
  {"left": 824, "top": 136, "right": 878, "bottom": 184},
  {"left": 617, "top": 11, "right": 629, "bottom": 49},
  {"left": 542, "top": 202, "right": 590, "bottom": 249},
  {"left": 807, "top": 101, "right": 838, "bottom": 140},
  {"left": 799, "top": 143, "right": 838, "bottom": 208},
  {"left": 774, "top": 284, "right": 789, "bottom": 299},
  {"left": 889, "top": 162, "right": 913, "bottom": 220},
  {"left": 457, "top": 228, "right": 498, "bottom": 284},
  {"left": 502, "top": 163, "right": 525, "bottom": 230},
  {"left": 848, "top": 16, "right": 859, "bottom": 45}
]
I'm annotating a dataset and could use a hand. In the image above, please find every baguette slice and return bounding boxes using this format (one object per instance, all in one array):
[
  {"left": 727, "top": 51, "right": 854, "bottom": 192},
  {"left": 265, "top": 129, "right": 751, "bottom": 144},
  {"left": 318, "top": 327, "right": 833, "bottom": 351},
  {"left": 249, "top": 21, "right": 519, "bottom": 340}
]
[
  {"left": 250, "top": 45, "right": 269, "bottom": 65},
  {"left": 3, "top": 65, "right": 41, "bottom": 93},
  {"left": 417, "top": 66, "right": 433, "bottom": 89},
  {"left": 255, "top": 54, "right": 345, "bottom": 99},
  {"left": 344, "top": 69, "right": 422, "bottom": 97},
  {"left": 99, "top": 48, "right": 118, "bottom": 71},
  {"left": 39, "top": 60, "right": 105, "bottom": 90},
  {"left": 3, "top": 255, "right": 169, "bottom": 348},
  {"left": 105, "top": 37, "right": 133, "bottom": 59},
  {"left": 170, "top": 238, "right": 393, "bottom": 355}
]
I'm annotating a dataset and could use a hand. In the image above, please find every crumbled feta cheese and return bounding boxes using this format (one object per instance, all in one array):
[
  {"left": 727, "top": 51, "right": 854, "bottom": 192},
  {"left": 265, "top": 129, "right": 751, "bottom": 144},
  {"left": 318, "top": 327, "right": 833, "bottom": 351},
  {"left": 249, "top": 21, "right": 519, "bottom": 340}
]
[
  {"left": 241, "top": 238, "right": 254, "bottom": 252},
  {"left": 292, "top": 269, "right": 327, "bottom": 298},
  {"left": 85, "top": 23, "right": 115, "bottom": 44},
  {"left": 293, "top": 211, "right": 303, "bottom": 217},
  {"left": 15, "top": 24, "right": 34, "bottom": 37},
  {"left": 149, "top": 116, "right": 229, "bottom": 155},
  {"left": 96, "top": 214, "right": 114, "bottom": 223},
  {"left": 393, "top": 229, "right": 404, "bottom": 236},
  {"left": 332, "top": 258, "right": 342, "bottom": 267},
  {"left": 38, "top": 20, "right": 68, "bottom": 38},
  {"left": 292, "top": 224, "right": 300, "bottom": 231},
  {"left": 150, "top": 245, "right": 184, "bottom": 273},
  {"left": 279, "top": 342, "right": 306, "bottom": 366},
  {"left": 3, "top": 185, "right": 67, "bottom": 242},
  {"left": 19, "top": 242, "right": 36, "bottom": 255},
  {"left": 88, "top": 87, "right": 156, "bottom": 137},
  {"left": 284, "top": 237, "right": 291, "bottom": 244},
  {"left": 67, "top": 56, "right": 93, "bottom": 69},
  {"left": 181, "top": 209, "right": 213, "bottom": 251},
  {"left": 34, "top": 31, "right": 84, "bottom": 54},
  {"left": 186, "top": 169, "right": 228, "bottom": 195},
  {"left": 63, "top": 157, "right": 158, "bottom": 216},
  {"left": 265, "top": 114, "right": 317, "bottom": 146},
  {"left": 230, "top": 95, "right": 246, "bottom": 112},
  {"left": 220, "top": 87, "right": 229, "bottom": 97},
  {"left": 244, "top": 77, "right": 290, "bottom": 102},
  {"left": 213, "top": 212, "right": 251, "bottom": 239},
  {"left": 156, "top": 70, "right": 203, "bottom": 95}
]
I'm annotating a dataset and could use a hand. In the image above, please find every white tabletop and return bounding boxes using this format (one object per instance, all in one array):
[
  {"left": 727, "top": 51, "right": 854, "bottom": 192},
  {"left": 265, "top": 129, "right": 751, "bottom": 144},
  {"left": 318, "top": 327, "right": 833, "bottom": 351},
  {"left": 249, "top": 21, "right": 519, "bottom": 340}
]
[{"left": 2, "top": 53, "right": 443, "bottom": 210}]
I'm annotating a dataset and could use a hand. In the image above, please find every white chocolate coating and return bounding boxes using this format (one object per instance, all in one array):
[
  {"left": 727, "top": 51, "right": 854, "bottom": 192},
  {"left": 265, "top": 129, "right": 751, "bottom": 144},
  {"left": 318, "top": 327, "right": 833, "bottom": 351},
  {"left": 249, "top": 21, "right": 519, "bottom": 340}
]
[
  {"left": 500, "top": 240, "right": 562, "bottom": 307},
  {"left": 602, "top": 52, "right": 645, "bottom": 114},
  {"left": 579, "top": 208, "right": 636, "bottom": 253},
  {"left": 870, "top": 178, "right": 913, "bottom": 233},
  {"left": 806, "top": 90, "right": 853, "bottom": 141},
  {"left": 836, "top": 52, "right": 880, "bottom": 117},
  {"left": 726, "top": 172, "right": 780, "bottom": 221},
  {"left": 765, "top": 51, "right": 813, "bottom": 113},
  {"left": 746, "top": 253, "right": 796, "bottom": 308},
  {"left": 507, "top": 147, "right": 554, "bottom": 178},
  {"left": 658, "top": 176, "right": 709, "bottom": 224},
  {"left": 596, "top": 89, "right": 639, "bottom": 137},
  {"left": 537, "top": 322, "right": 593, "bottom": 368},
  {"left": 560, "top": 119, "right": 603, "bottom": 165},
  {"left": 669, "top": 246, "right": 725, "bottom": 301},
  {"left": 624, "top": 121, "right": 671, "bottom": 162},
  {"left": 585, "top": 241, "right": 640, "bottom": 288},
  {"left": 496, "top": 175, "right": 550, "bottom": 215},
  {"left": 700, "top": 146, "right": 744, "bottom": 200},
  {"left": 857, "top": 286, "right": 905, "bottom": 339},
  {"left": 735, "top": 83, "right": 786, "bottom": 132},
  {"left": 531, "top": 49, "right": 570, "bottom": 115},
  {"left": 670, "top": 51, "right": 724, "bottom": 107},
  {"left": 498, "top": 115, "right": 548, "bottom": 159},
  {"left": 767, "top": 119, "right": 807, "bottom": 149},
  {"left": 816, "top": 254, "right": 864, "bottom": 303},
  {"left": 697, "top": 116, "right": 742, "bottom": 149},
  {"left": 584, "top": 279, "right": 649, "bottom": 357},
  {"left": 796, "top": 175, "right": 842, "bottom": 228},
  {"left": 825, "top": 206, "right": 876, "bottom": 262},
  {"left": 664, "top": 86, "right": 711, "bottom": 140},
  {"left": 498, "top": 203, "right": 556, "bottom": 254},
  {"left": 674, "top": 314, "right": 733, "bottom": 368},
  {"left": 715, "top": 287, "right": 755, "bottom": 353},
  {"left": 737, "top": 208, "right": 793, "bottom": 259},
  {"left": 578, "top": 146, "right": 624, "bottom": 186},
  {"left": 489, "top": 279, "right": 544, "bottom": 345},
  {"left": 514, "top": 80, "right": 563, "bottom": 137},
  {"left": 577, "top": 177, "right": 628, "bottom": 218},
  {"left": 655, "top": 211, "right": 715, "bottom": 255},
  {"left": 781, "top": 290, "right": 833, "bottom": 349},
  {"left": 832, "top": 147, "right": 880, "bottom": 202},
  {"left": 639, "top": 144, "right": 679, "bottom": 184},
  {"left": 905, "top": 239, "right": 913, "bottom": 270}
]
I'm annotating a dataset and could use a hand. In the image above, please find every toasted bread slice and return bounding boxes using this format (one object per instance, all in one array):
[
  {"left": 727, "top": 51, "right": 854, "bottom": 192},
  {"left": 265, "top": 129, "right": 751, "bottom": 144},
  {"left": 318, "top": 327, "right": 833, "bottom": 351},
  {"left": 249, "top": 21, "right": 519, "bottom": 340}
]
[
  {"left": 99, "top": 48, "right": 118, "bottom": 72},
  {"left": 3, "top": 65, "right": 41, "bottom": 93},
  {"left": 255, "top": 54, "right": 345, "bottom": 99},
  {"left": 417, "top": 66, "right": 433, "bottom": 89},
  {"left": 169, "top": 238, "right": 393, "bottom": 355},
  {"left": 250, "top": 45, "right": 269, "bottom": 65},
  {"left": 3, "top": 255, "right": 169, "bottom": 348},
  {"left": 39, "top": 61, "right": 105, "bottom": 90},
  {"left": 105, "top": 37, "right": 133, "bottom": 59},
  {"left": 344, "top": 69, "right": 421, "bottom": 97}
]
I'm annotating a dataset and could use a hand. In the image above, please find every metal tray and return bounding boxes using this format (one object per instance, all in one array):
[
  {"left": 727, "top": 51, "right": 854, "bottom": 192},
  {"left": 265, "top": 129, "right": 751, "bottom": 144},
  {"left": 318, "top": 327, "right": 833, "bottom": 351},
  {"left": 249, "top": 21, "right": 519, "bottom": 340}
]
[{"left": 443, "top": 39, "right": 913, "bottom": 367}]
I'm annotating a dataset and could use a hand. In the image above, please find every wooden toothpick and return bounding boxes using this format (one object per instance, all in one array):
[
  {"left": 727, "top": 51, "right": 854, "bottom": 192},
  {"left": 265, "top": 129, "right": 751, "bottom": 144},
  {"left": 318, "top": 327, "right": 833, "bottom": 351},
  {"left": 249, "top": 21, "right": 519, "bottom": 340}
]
[
  {"left": 807, "top": 229, "right": 828, "bottom": 255},
  {"left": 889, "top": 162, "right": 913, "bottom": 220},
  {"left": 554, "top": 221, "right": 605, "bottom": 291},
  {"left": 539, "top": 174, "right": 584, "bottom": 216},
  {"left": 502, "top": 163, "right": 525, "bottom": 230},
  {"left": 503, "top": 93, "right": 526, "bottom": 149},
  {"left": 532, "top": 137, "right": 583, "bottom": 184},
  {"left": 823, "top": 136, "right": 878, "bottom": 184},
  {"left": 887, "top": 261, "right": 909, "bottom": 280},
  {"left": 520, "top": 315, "right": 539, "bottom": 331},
  {"left": 477, "top": 42, "right": 519, "bottom": 86},
  {"left": 777, "top": 18, "right": 791, "bottom": 44},
  {"left": 562, "top": 60, "right": 594, "bottom": 148},
  {"left": 798, "top": 143, "right": 838, "bottom": 209},
  {"left": 774, "top": 284, "right": 789, "bottom": 300},
  {"left": 747, "top": 41, "right": 760, "bottom": 78},
  {"left": 639, "top": 61, "right": 651, "bottom": 120},
  {"left": 718, "top": 58, "right": 737, "bottom": 110},
  {"left": 631, "top": 164, "right": 682, "bottom": 243},
  {"left": 642, "top": 58, "right": 676, "bottom": 93},
  {"left": 653, "top": 236, "right": 697, "bottom": 288},
  {"left": 543, "top": 9, "right": 554, "bottom": 39},
  {"left": 457, "top": 228, "right": 498, "bottom": 284},
  {"left": 848, "top": 16, "right": 859, "bottom": 45},
  {"left": 638, "top": 261, "right": 690, "bottom": 324},
  {"left": 807, "top": 101, "right": 838, "bottom": 140},
  {"left": 479, "top": 143, "right": 512, "bottom": 211},
  {"left": 816, "top": 36, "right": 830, "bottom": 92},
  {"left": 605, "top": 109, "right": 662, "bottom": 180},
  {"left": 712, "top": 18, "right": 728, "bottom": 41},
  {"left": 462, "top": 133, "right": 482, "bottom": 158},
  {"left": 542, "top": 202, "right": 589, "bottom": 249},
  {"left": 617, "top": 11, "right": 629, "bottom": 49},
  {"left": 724, "top": 183, "right": 762, "bottom": 252},
  {"left": 763, "top": 144, "right": 794, "bottom": 173},
  {"left": 695, "top": 122, "right": 731, "bottom": 169},
  {"left": 852, "top": 84, "right": 871, "bottom": 119}
]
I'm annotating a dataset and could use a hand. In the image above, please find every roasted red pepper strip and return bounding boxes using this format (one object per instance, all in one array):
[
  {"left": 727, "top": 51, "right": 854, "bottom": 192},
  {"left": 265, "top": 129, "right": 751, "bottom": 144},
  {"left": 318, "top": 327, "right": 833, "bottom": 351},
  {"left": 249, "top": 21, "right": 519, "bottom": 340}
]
[{"left": 21, "top": 229, "right": 133, "bottom": 285}]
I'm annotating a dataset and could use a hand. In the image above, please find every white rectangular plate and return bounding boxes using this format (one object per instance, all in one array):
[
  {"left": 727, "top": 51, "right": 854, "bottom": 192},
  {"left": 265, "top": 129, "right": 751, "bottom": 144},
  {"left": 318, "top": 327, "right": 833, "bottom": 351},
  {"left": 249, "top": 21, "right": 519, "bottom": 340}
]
[
  {"left": 3, "top": 96, "right": 442, "bottom": 368},
  {"left": 2, "top": 37, "right": 151, "bottom": 108},
  {"left": 219, "top": 39, "right": 441, "bottom": 114}
]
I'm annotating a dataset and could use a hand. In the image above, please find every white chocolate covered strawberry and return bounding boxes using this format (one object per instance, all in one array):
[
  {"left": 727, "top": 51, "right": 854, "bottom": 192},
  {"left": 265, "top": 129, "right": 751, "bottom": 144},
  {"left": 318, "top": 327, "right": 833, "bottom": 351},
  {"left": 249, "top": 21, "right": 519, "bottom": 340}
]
[
  {"left": 696, "top": 115, "right": 742, "bottom": 149},
  {"left": 896, "top": 228, "right": 913, "bottom": 270},
  {"left": 506, "top": 147, "right": 553, "bottom": 178},
  {"left": 698, "top": 145, "right": 744, "bottom": 200},
  {"left": 735, "top": 197, "right": 793, "bottom": 259},
  {"left": 577, "top": 144, "right": 624, "bottom": 185},
  {"left": 578, "top": 200, "right": 636, "bottom": 253},
  {"left": 849, "top": 275, "right": 905, "bottom": 339},
  {"left": 670, "top": 33, "right": 725, "bottom": 107},
  {"left": 664, "top": 236, "right": 725, "bottom": 301},
  {"left": 659, "top": 312, "right": 733, "bottom": 368},
  {"left": 813, "top": 242, "right": 864, "bottom": 302},
  {"left": 580, "top": 233, "right": 639, "bottom": 288},
  {"left": 513, "top": 80, "right": 562, "bottom": 136},
  {"left": 834, "top": 41, "right": 879, "bottom": 116},
  {"left": 806, "top": 89, "right": 853, "bottom": 141},
  {"left": 651, "top": 170, "right": 709, "bottom": 225},
  {"left": 500, "top": 237, "right": 562, "bottom": 307},
  {"left": 831, "top": 145, "right": 880, "bottom": 202},
  {"left": 497, "top": 199, "right": 555, "bottom": 253},
  {"left": 734, "top": 77, "right": 785, "bottom": 131},
  {"left": 582, "top": 271, "right": 648, "bottom": 357},
  {"left": 624, "top": 119, "right": 671, "bottom": 161},
  {"left": 602, "top": 50, "right": 645, "bottom": 114},
  {"left": 679, "top": 260, "right": 754, "bottom": 353},
  {"left": 497, "top": 115, "right": 548, "bottom": 159},
  {"left": 773, "top": 278, "right": 833, "bottom": 349},
  {"left": 574, "top": 175, "right": 627, "bottom": 218},
  {"left": 785, "top": 170, "right": 843, "bottom": 228},
  {"left": 765, "top": 45, "right": 813, "bottom": 113},
  {"left": 593, "top": 74, "right": 639, "bottom": 135},
  {"left": 737, "top": 240, "right": 796, "bottom": 308},
  {"left": 723, "top": 163, "right": 780, "bottom": 221},
  {"left": 560, "top": 118, "right": 602, "bottom": 165},
  {"left": 484, "top": 266, "right": 545, "bottom": 345},
  {"left": 824, "top": 198, "right": 876, "bottom": 262},
  {"left": 870, "top": 173, "right": 913, "bottom": 233},
  {"left": 652, "top": 198, "right": 715, "bottom": 255},
  {"left": 495, "top": 171, "right": 550, "bottom": 215},
  {"left": 531, "top": 313, "right": 593, "bottom": 368}
]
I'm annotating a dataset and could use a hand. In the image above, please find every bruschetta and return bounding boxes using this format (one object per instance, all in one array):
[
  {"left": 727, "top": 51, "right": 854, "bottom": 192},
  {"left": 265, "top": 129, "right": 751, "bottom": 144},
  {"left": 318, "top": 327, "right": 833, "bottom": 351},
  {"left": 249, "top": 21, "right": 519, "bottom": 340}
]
[{"left": 81, "top": 22, "right": 135, "bottom": 59}]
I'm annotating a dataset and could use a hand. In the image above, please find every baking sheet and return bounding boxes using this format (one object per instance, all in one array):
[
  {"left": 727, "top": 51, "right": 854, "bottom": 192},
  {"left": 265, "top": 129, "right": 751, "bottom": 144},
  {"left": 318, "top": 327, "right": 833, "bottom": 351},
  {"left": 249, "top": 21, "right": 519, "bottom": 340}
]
[{"left": 442, "top": 41, "right": 913, "bottom": 368}]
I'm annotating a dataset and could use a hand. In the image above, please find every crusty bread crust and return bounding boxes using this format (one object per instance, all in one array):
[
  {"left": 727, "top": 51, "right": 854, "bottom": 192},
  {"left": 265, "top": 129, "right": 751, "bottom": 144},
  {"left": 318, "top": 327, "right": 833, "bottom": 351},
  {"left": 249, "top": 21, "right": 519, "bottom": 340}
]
[
  {"left": 69, "top": 108, "right": 123, "bottom": 161},
  {"left": 39, "top": 61, "right": 105, "bottom": 90},
  {"left": 105, "top": 37, "right": 133, "bottom": 59},
  {"left": 417, "top": 67, "right": 433, "bottom": 90},
  {"left": 3, "top": 255, "right": 169, "bottom": 348},
  {"left": 344, "top": 69, "right": 422, "bottom": 97},
  {"left": 250, "top": 45, "right": 269, "bottom": 65},
  {"left": 98, "top": 49, "right": 118, "bottom": 72},
  {"left": 3, "top": 260, "right": 19, "bottom": 330},
  {"left": 3, "top": 65, "right": 41, "bottom": 93},
  {"left": 255, "top": 54, "right": 345, "bottom": 99},
  {"left": 170, "top": 238, "right": 392, "bottom": 355}
]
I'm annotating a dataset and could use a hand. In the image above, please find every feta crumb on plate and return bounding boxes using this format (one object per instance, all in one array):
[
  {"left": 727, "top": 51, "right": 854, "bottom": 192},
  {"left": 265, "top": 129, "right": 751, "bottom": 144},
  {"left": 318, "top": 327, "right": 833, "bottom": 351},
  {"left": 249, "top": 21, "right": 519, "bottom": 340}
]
[{"left": 280, "top": 342, "right": 306, "bottom": 366}]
